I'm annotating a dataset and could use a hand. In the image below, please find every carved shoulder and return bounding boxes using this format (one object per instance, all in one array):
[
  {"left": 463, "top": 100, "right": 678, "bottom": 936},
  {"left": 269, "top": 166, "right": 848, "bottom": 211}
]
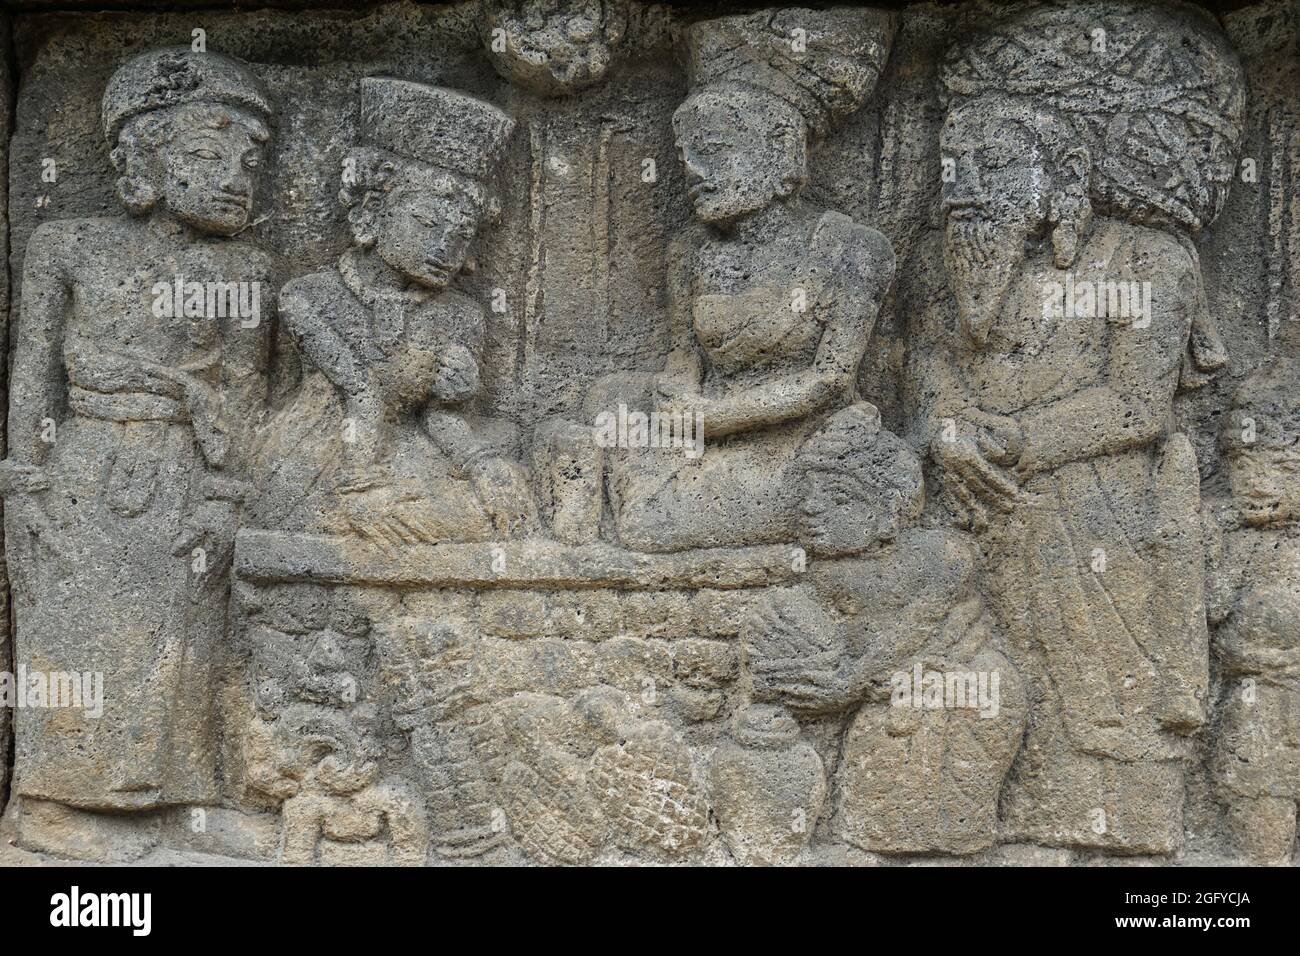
[
  {"left": 1128, "top": 223, "right": 1196, "bottom": 277},
  {"left": 279, "top": 270, "right": 353, "bottom": 325},
  {"left": 22, "top": 217, "right": 122, "bottom": 279},
  {"left": 811, "top": 211, "right": 896, "bottom": 307},
  {"left": 1121, "top": 222, "right": 1199, "bottom": 314}
]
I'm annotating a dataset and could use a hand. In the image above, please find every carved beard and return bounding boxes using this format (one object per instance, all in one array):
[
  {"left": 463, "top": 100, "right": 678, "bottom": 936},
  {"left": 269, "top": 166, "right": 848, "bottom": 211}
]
[{"left": 944, "top": 214, "right": 1029, "bottom": 348}]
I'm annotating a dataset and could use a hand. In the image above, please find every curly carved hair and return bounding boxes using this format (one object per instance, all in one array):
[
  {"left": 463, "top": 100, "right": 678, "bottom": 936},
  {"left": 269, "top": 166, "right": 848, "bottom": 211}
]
[{"left": 337, "top": 146, "right": 500, "bottom": 248}]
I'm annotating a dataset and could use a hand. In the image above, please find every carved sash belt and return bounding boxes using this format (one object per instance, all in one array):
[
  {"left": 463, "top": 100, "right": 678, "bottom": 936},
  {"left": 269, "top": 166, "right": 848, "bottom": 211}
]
[
  {"left": 68, "top": 382, "right": 230, "bottom": 487},
  {"left": 68, "top": 385, "right": 188, "bottom": 424}
]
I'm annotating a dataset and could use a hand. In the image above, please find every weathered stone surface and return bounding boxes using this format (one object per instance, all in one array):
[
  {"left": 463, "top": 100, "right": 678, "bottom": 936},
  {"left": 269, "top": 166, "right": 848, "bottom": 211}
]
[
  {"left": 0, "top": 0, "right": 1296, "bottom": 867},
  {"left": 0, "top": 9, "right": 12, "bottom": 816}
]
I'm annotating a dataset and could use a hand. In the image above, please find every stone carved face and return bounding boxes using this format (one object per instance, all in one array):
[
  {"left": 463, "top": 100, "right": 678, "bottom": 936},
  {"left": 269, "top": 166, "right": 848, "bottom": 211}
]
[
  {"left": 940, "top": 100, "right": 1053, "bottom": 344},
  {"left": 120, "top": 102, "right": 269, "bottom": 235},
  {"left": 1229, "top": 444, "right": 1300, "bottom": 528},
  {"left": 371, "top": 167, "right": 487, "bottom": 290},
  {"left": 799, "top": 469, "right": 916, "bottom": 558},
  {"left": 673, "top": 88, "right": 806, "bottom": 226}
]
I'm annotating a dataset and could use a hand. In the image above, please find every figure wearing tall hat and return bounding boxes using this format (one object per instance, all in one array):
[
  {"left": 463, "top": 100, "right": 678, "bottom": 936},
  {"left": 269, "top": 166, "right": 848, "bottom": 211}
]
[
  {"left": 0, "top": 48, "right": 278, "bottom": 816},
  {"left": 604, "top": 8, "right": 898, "bottom": 553},
  {"left": 251, "top": 78, "right": 535, "bottom": 545},
  {"left": 245, "top": 79, "right": 530, "bottom": 861}
]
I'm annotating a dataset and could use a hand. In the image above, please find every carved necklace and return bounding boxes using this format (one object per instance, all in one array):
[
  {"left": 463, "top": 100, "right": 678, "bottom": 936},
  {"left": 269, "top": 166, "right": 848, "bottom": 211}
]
[{"left": 338, "top": 248, "right": 431, "bottom": 352}]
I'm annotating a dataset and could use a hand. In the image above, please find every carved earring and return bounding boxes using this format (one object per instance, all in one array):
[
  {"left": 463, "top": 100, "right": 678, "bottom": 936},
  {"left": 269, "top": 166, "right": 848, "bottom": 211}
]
[
  {"left": 1049, "top": 148, "right": 1092, "bottom": 269},
  {"left": 1050, "top": 197, "right": 1091, "bottom": 269},
  {"left": 348, "top": 199, "right": 379, "bottom": 248},
  {"left": 775, "top": 124, "right": 808, "bottom": 200},
  {"left": 115, "top": 173, "right": 159, "bottom": 216},
  {"left": 111, "top": 147, "right": 158, "bottom": 215}
]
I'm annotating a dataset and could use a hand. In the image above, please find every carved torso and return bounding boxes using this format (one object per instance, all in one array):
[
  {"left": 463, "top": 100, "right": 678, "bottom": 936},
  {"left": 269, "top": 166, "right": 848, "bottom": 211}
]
[
  {"left": 691, "top": 214, "right": 831, "bottom": 382},
  {"left": 44, "top": 217, "right": 273, "bottom": 399},
  {"left": 950, "top": 220, "right": 1192, "bottom": 419}
]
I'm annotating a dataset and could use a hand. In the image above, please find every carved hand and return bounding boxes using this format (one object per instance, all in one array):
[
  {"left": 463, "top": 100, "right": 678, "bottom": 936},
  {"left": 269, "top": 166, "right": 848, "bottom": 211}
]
[
  {"left": 743, "top": 590, "right": 856, "bottom": 715},
  {"left": 931, "top": 421, "right": 1022, "bottom": 527},
  {"left": 432, "top": 344, "right": 480, "bottom": 403},
  {"left": 759, "top": 665, "right": 857, "bottom": 716},
  {"left": 335, "top": 478, "right": 447, "bottom": 553},
  {"left": 654, "top": 348, "right": 703, "bottom": 398},
  {"left": 962, "top": 409, "right": 1025, "bottom": 467},
  {"left": 170, "top": 499, "right": 240, "bottom": 570},
  {"left": 0, "top": 458, "right": 50, "bottom": 497},
  {"left": 469, "top": 456, "right": 539, "bottom": 539},
  {"left": 652, "top": 376, "right": 711, "bottom": 423},
  {"left": 333, "top": 463, "right": 395, "bottom": 495}
]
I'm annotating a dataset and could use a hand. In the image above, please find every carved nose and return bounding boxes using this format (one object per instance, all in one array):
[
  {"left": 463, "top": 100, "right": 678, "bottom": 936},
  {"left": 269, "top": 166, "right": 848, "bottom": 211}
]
[
  {"left": 681, "top": 150, "right": 704, "bottom": 180},
  {"left": 220, "top": 167, "right": 249, "bottom": 196}
]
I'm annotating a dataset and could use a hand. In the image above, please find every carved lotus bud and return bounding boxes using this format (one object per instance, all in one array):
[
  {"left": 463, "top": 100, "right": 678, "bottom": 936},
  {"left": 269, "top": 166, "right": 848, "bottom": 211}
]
[{"left": 480, "top": 0, "right": 629, "bottom": 96}]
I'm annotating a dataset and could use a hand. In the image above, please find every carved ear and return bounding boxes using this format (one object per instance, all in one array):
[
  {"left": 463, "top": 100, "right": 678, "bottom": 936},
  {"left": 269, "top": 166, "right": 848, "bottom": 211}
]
[
  {"left": 775, "top": 123, "right": 809, "bottom": 199},
  {"left": 777, "top": 167, "right": 805, "bottom": 199},
  {"left": 347, "top": 191, "right": 383, "bottom": 248},
  {"left": 1049, "top": 145, "right": 1092, "bottom": 268},
  {"left": 110, "top": 144, "right": 159, "bottom": 216}
]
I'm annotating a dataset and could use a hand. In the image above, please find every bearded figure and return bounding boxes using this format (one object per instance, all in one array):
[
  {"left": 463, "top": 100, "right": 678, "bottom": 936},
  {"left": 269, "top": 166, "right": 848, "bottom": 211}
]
[{"left": 902, "top": 2, "right": 1245, "bottom": 853}]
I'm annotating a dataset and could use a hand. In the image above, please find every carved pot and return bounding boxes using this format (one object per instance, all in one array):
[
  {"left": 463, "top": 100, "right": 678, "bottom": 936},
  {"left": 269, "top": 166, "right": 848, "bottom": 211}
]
[{"left": 710, "top": 703, "right": 826, "bottom": 866}]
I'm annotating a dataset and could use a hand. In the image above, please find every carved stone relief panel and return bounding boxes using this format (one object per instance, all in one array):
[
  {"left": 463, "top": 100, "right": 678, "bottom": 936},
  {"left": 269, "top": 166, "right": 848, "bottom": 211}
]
[{"left": 0, "top": 0, "right": 1296, "bottom": 868}]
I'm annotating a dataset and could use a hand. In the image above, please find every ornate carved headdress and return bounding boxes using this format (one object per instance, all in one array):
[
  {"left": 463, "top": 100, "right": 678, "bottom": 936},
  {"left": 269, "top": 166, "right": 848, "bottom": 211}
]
[
  {"left": 942, "top": 1, "right": 1244, "bottom": 386},
  {"left": 478, "top": 0, "right": 629, "bottom": 97},
  {"left": 941, "top": 1, "right": 1245, "bottom": 235},
  {"left": 682, "top": 7, "right": 895, "bottom": 138},
  {"left": 102, "top": 47, "right": 273, "bottom": 145},
  {"left": 359, "top": 77, "right": 516, "bottom": 182}
]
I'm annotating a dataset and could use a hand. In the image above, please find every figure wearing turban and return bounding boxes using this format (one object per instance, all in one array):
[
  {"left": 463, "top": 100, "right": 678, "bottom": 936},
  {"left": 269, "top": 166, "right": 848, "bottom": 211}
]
[
  {"left": 740, "top": 403, "right": 1027, "bottom": 854},
  {"left": 0, "top": 48, "right": 278, "bottom": 812},
  {"left": 606, "top": 8, "right": 898, "bottom": 552},
  {"left": 250, "top": 78, "right": 536, "bottom": 546},
  {"left": 902, "top": 2, "right": 1245, "bottom": 852}
]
